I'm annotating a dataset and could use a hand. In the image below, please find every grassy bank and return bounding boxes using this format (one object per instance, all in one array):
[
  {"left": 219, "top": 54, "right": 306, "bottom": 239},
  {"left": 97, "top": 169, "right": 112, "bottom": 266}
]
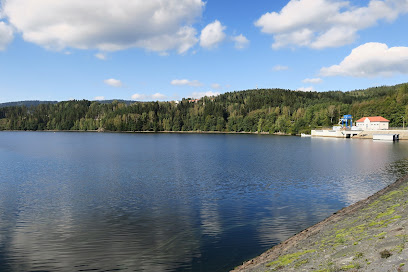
[{"left": 233, "top": 175, "right": 408, "bottom": 272}]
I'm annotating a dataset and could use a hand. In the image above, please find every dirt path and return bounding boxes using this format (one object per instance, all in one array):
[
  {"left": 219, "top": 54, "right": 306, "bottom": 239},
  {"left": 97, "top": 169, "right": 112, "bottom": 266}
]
[{"left": 232, "top": 175, "right": 408, "bottom": 272}]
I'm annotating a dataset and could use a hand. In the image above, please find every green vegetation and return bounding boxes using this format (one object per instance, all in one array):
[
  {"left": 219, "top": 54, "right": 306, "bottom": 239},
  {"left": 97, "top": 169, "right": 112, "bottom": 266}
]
[
  {"left": 380, "top": 249, "right": 392, "bottom": 258},
  {"left": 294, "top": 258, "right": 309, "bottom": 268},
  {"left": 1, "top": 83, "right": 408, "bottom": 133},
  {"left": 266, "top": 249, "right": 315, "bottom": 268},
  {"left": 374, "top": 232, "right": 387, "bottom": 238},
  {"left": 353, "top": 252, "right": 363, "bottom": 259},
  {"left": 394, "top": 244, "right": 405, "bottom": 253},
  {"left": 341, "top": 263, "right": 361, "bottom": 270}
]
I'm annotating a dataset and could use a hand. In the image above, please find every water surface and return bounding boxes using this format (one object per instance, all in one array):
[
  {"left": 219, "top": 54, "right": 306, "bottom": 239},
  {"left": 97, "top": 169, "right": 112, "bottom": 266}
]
[{"left": 0, "top": 132, "right": 408, "bottom": 271}]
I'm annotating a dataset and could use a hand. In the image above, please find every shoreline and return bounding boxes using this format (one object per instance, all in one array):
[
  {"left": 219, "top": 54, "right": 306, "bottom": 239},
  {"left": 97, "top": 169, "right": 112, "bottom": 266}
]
[
  {"left": 2, "top": 129, "right": 408, "bottom": 140},
  {"left": 232, "top": 174, "right": 408, "bottom": 271},
  {"left": 0, "top": 129, "right": 292, "bottom": 136}
]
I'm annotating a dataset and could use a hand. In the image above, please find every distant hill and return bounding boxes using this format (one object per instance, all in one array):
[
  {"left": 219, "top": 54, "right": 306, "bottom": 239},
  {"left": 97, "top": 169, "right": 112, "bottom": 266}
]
[
  {"left": 0, "top": 100, "right": 59, "bottom": 108},
  {"left": 96, "top": 99, "right": 136, "bottom": 105},
  {"left": 0, "top": 99, "right": 137, "bottom": 108}
]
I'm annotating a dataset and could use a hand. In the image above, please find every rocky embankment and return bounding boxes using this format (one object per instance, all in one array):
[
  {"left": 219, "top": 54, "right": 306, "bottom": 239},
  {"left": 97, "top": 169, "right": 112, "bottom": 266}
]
[{"left": 233, "top": 175, "right": 408, "bottom": 272}]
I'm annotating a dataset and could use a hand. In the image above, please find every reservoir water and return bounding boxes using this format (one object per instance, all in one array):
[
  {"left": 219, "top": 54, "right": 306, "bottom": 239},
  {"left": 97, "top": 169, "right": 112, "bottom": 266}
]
[{"left": 1, "top": 132, "right": 408, "bottom": 271}]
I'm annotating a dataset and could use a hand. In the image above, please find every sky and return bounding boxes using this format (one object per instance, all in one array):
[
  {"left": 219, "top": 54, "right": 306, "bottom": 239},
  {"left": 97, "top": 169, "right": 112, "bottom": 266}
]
[{"left": 0, "top": 0, "right": 408, "bottom": 103}]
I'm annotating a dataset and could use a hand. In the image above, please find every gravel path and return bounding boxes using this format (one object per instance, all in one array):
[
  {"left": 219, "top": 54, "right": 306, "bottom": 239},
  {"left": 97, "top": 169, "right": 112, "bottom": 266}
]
[{"left": 232, "top": 175, "right": 408, "bottom": 272}]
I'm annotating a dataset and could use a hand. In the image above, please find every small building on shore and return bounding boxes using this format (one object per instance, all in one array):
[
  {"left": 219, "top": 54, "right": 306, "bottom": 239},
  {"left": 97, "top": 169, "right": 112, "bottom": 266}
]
[{"left": 355, "top": 116, "right": 389, "bottom": 130}]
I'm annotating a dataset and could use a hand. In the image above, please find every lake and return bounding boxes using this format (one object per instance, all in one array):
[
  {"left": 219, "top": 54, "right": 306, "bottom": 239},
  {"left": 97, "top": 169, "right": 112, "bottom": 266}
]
[{"left": 0, "top": 132, "right": 408, "bottom": 271}]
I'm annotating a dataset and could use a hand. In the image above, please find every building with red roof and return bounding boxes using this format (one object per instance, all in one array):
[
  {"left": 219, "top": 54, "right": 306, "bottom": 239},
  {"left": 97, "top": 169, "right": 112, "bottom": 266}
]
[{"left": 355, "top": 116, "right": 389, "bottom": 130}]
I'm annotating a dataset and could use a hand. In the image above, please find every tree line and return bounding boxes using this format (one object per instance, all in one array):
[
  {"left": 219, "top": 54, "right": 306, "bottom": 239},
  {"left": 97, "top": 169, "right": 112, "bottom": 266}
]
[{"left": 1, "top": 83, "right": 407, "bottom": 134}]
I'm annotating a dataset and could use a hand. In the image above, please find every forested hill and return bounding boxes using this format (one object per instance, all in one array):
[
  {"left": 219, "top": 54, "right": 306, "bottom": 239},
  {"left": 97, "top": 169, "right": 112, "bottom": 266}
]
[
  {"left": 0, "top": 100, "right": 58, "bottom": 108},
  {"left": 0, "top": 99, "right": 135, "bottom": 108},
  {"left": 1, "top": 83, "right": 407, "bottom": 134}
]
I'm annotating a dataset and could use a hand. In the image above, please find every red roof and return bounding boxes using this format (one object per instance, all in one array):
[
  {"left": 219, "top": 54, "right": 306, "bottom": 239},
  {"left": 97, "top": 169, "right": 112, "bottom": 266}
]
[{"left": 356, "top": 116, "right": 389, "bottom": 123}]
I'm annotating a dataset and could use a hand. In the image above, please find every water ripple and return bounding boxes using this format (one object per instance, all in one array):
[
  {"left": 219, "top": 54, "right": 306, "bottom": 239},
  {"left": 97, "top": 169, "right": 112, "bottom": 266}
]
[{"left": 0, "top": 132, "right": 407, "bottom": 271}]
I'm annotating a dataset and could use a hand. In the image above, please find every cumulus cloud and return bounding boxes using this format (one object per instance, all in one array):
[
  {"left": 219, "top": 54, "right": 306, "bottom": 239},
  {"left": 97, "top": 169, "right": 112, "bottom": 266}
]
[
  {"left": 0, "top": 21, "right": 14, "bottom": 50},
  {"left": 131, "top": 94, "right": 147, "bottom": 100},
  {"left": 255, "top": 0, "right": 408, "bottom": 49},
  {"left": 1, "top": 0, "right": 205, "bottom": 54},
  {"left": 95, "top": 53, "right": 107, "bottom": 60},
  {"left": 171, "top": 79, "right": 203, "bottom": 87},
  {"left": 200, "top": 20, "right": 226, "bottom": 49},
  {"left": 232, "top": 34, "right": 249, "bottom": 49},
  {"left": 320, "top": 42, "right": 408, "bottom": 77},
  {"left": 303, "top": 78, "right": 323, "bottom": 84},
  {"left": 297, "top": 86, "right": 316, "bottom": 92},
  {"left": 151, "top": 93, "right": 167, "bottom": 100},
  {"left": 131, "top": 93, "right": 167, "bottom": 101},
  {"left": 94, "top": 96, "right": 105, "bottom": 100},
  {"left": 273, "top": 65, "right": 289, "bottom": 71},
  {"left": 191, "top": 91, "right": 220, "bottom": 99},
  {"left": 104, "top": 78, "right": 123, "bottom": 87}
]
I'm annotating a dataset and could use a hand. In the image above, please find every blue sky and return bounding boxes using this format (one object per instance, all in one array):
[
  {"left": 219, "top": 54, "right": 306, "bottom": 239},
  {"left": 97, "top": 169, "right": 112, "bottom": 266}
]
[{"left": 0, "top": 0, "right": 408, "bottom": 103}]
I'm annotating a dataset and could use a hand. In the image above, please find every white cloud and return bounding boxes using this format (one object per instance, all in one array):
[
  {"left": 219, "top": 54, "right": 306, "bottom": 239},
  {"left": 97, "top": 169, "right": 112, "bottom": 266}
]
[
  {"left": 171, "top": 79, "right": 203, "bottom": 87},
  {"left": 232, "top": 34, "right": 249, "bottom": 49},
  {"left": 136, "top": 25, "right": 198, "bottom": 54},
  {"left": 104, "top": 78, "right": 123, "bottom": 87},
  {"left": 273, "top": 65, "right": 289, "bottom": 71},
  {"left": 191, "top": 91, "right": 220, "bottom": 99},
  {"left": 303, "top": 78, "right": 323, "bottom": 84},
  {"left": 211, "top": 83, "right": 221, "bottom": 89},
  {"left": 2, "top": 0, "right": 205, "bottom": 54},
  {"left": 131, "top": 93, "right": 147, "bottom": 100},
  {"left": 310, "top": 26, "right": 356, "bottom": 49},
  {"left": 320, "top": 42, "right": 408, "bottom": 77},
  {"left": 151, "top": 93, "right": 167, "bottom": 100},
  {"left": 94, "top": 96, "right": 105, "bottom": 100},
  {"left": 95, "top": 53, "right": 107, "bottom": 60},
  {"left": 0, "top": 21, "right": 14, "bottom": 50},
  {"left": 200, "top": 20, "right": 226, "bottom": 49},
  {"left": 131, "top": 93, "right": 167, "bottom": 101},
  {"left": 255, "top": 0, "right": 408, "bottom": 49},
  {"left": 297, "top": 86, "right": 316, "bottom": 92}
]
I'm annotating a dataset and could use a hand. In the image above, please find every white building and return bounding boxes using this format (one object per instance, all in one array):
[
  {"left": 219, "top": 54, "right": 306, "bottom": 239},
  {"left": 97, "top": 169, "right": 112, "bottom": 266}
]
[{"left": 355, "top": 116, "right": 389, "bottom": 130}]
